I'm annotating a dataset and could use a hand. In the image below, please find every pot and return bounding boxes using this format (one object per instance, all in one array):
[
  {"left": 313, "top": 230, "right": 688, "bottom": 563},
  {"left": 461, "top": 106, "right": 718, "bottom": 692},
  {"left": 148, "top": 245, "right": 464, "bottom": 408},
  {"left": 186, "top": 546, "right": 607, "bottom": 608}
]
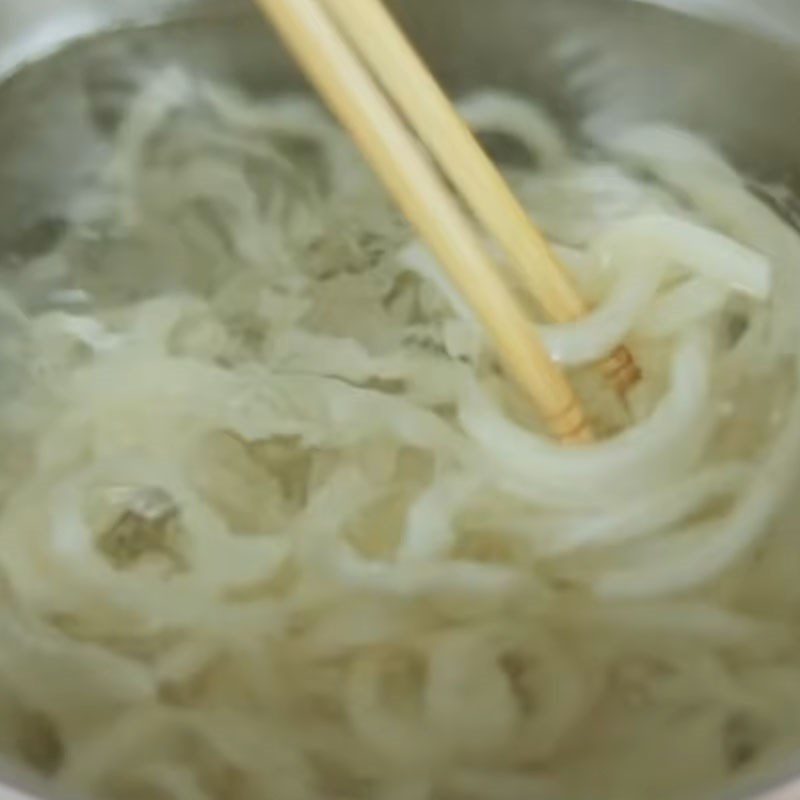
[{"left": 2, "top": 1, "right": 800, "bottom": 798}]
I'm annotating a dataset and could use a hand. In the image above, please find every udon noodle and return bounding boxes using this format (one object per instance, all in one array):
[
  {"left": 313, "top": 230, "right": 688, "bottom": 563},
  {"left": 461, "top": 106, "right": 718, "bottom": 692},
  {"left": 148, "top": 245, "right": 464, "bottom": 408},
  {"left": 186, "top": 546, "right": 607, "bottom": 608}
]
[{"left": 0, "top": 68, "right": 799, "bottom": 800}]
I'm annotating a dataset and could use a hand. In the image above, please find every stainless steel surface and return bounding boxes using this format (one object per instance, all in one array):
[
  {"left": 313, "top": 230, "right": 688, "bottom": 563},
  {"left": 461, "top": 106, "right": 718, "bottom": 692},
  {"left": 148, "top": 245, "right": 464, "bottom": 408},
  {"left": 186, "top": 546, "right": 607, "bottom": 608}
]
[
  {"left": 2, "top": 1, "right": 800, "bottom": 798},
  {"left": 634, "top": 0, "right": 800, "bottom": 45}
]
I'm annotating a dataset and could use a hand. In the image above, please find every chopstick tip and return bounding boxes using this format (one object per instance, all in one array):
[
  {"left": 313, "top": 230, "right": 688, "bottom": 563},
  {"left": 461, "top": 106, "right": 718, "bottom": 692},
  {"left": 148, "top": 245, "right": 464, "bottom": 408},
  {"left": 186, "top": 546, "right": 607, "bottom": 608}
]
[{"left": 604, "top": 345, "right": 641, "bottom": 396}]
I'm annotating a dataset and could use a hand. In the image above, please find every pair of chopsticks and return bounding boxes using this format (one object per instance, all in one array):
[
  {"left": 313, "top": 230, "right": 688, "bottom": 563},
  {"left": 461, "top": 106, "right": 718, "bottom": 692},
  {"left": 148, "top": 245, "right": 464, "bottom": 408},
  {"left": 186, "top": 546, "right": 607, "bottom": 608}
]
[{"left": 253, "top": 0, "right": 639, "bottom": 443}]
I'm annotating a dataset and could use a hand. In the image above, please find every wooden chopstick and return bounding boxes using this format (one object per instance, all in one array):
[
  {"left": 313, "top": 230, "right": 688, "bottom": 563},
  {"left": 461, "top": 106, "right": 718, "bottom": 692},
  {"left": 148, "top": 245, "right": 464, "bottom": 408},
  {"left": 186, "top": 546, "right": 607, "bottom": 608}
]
[
  {"left": 320, "top": 0, "right": 640, "bottom": 395},
  {"left": 253, "top": 0, "right": 592, "bottom": 443}
]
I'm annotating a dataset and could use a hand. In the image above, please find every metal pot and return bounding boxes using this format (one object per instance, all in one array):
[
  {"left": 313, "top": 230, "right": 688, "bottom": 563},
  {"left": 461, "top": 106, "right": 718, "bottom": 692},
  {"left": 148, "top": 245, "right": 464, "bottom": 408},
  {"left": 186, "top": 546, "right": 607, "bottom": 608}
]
[{"left": 2, "top": 1, "right": 800, "bottom": 798}]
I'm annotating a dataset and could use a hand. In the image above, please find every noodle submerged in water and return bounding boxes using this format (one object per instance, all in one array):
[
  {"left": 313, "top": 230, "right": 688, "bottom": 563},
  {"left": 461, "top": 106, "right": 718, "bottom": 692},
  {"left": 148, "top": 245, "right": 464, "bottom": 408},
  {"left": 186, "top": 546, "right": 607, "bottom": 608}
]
[{"left": 1, "top": 69, "right": 800, "bottom": 800}]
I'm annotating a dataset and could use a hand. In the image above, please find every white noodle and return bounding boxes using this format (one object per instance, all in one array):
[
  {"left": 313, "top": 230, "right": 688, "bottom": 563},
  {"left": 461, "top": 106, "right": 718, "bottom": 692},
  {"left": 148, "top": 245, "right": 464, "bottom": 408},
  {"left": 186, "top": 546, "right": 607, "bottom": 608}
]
[
  {"left": 457, "top": 91, "right": 569, "bottom": 168},
  {"left": 0, "top": 76, "right": 798, "bottom": 800}
]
